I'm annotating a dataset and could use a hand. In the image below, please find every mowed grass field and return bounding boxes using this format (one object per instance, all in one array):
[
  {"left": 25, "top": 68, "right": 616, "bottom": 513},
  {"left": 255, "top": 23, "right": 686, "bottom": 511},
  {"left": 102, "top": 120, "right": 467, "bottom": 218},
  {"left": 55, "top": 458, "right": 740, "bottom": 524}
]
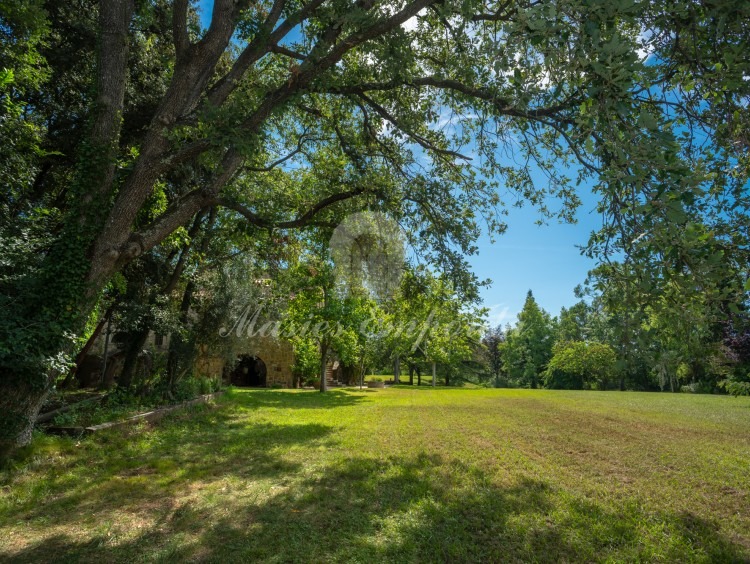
[{"left": 1, "top": 388, "right": 749, "bottom": 563}]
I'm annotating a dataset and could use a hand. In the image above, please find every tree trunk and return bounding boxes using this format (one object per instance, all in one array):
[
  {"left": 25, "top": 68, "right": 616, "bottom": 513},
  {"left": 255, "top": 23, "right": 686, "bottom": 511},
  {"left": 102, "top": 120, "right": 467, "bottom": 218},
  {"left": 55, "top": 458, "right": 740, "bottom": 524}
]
[
  {"left": 319, "top": 342, "right": 328, "bottom": 393},
  {"left": 79, "top": 0, "right": 137, "bottom": 294},
  {"left": 166, "top": 278, "right": 197, "bottom": 389},
  {"left": 0, "top": 381, "right": 50, "bottom": 462},
  {"left": 118, "top": 329, "right": 150, "bottom": 390},
  {"left": 393, "top": 356, "right": 400, "bottom": 384},
  {"left": 99, "top": 318, "right": 112, "bottom": 389},
  {"left": 432, "top": 361, "right": 436, "bottom": 387},
  {"left": 0, "top": 0, "right": 136, "bottom": 459},
  {"left": 162, "top": 209, "right": 213, "bottom": 390},
  {"left": 61, "top": 311, "right": 109, "bottom": 389}
]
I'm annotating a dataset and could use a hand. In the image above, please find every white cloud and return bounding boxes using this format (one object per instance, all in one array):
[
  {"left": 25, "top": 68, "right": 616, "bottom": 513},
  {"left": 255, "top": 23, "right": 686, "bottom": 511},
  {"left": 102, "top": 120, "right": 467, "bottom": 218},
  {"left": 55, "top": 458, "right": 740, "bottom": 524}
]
[
  {"left": 402, "top": 8, "right": 427, "bottom": 32},
  {"left": 486, "top": 303, "right": 514, "bottom": 326},
  {"left": 637, "top": 27, "right": 656, "bottom": 62}
]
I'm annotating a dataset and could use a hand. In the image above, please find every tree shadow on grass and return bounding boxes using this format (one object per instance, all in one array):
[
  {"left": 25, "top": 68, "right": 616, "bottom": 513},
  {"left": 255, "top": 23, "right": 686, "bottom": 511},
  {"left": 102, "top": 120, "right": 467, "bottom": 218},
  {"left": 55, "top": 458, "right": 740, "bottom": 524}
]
[
  {"left": 0, "top": 404, "right": 335, "bottom": 532},
  {"left": 6, "top": 450, "right": 748, "bottom": 563}
]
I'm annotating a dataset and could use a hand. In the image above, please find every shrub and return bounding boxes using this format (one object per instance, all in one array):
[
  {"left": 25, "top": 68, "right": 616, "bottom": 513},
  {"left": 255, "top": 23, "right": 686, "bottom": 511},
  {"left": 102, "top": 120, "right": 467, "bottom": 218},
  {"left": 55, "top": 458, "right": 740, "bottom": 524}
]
[
  {"left": 174, "top": 377, "right": 201, "bottom": 401},
  {"left": 720, "top": 377, "right": 750, "bottom": 397},
  {"left": 52, "top": 392, "right": 143, "bottom": 427},
  {"left": 291, "top": 338, "right": 319, "bottom": 381},
  {"left": 680, "top": 381, "right": 715, "bottom": 394},
  {"left": 197, "top": 376, "right": 223, "bottom": 395},
  {"left": 544, "top": 341, "right": 617, "bottom": 390},
  {"left": 51, "top": 408, "right": 79, "bottom": 427}
]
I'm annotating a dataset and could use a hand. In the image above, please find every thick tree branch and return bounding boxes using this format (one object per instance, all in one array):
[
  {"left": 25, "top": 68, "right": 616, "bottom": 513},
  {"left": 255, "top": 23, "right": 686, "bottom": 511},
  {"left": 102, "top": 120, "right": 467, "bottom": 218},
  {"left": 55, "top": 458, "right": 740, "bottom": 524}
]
[
  {"left": 85, "top": 0, "right": 135, "bottom": 203},
  {"left": 122, "top": 181, "right": 368, "bottom": 263},
  {"left": 232, "top": 0, "right": 440, "bottom": 141},
  {"left": 122, "top": 149, "right": 244, "bottom": 262},
  {"left": 271, "top": 44, "right": 307, "bottom": 60},
  {"left": 199, "top": 0, "right": 244, "bottom": 52},
  {"left": 90, "top": 1, "right": 249, "bottom": 277},
  {"left": 181, "top": 0, "right": 392, "bottom": 189},
  {"left": 81, "top": 0, "right": 135, "bottom": 285},
  {"left": 206, "top": 0, "right": 320, "bottom": 108},
  {"left": 172, "top": 0, "right": 190, "bottom": 59},
  {"left": 216, "top": 186, "right": 369, "bottom": 229},
  {"left": 94, "top": 0, "right": 441, "bottom": 279},
  {"left": 119, "top": 190, "right": 214, "bottom": 265},
  {"left": 322, "top": 76, "right": 574, "bottom": 119},
  {"left": 309, "top": 0, "right": 437, "bottom": 73}
]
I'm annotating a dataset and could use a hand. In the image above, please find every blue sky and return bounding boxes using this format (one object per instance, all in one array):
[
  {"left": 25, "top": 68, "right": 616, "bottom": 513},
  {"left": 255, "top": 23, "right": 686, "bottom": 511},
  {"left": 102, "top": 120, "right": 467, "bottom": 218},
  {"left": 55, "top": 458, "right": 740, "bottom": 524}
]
[
  {"left": 195, "top": 0, "right": 601, "bottom": 323},
  {"left": 469, "top": 191, "right": 600, "bottom": 327}
]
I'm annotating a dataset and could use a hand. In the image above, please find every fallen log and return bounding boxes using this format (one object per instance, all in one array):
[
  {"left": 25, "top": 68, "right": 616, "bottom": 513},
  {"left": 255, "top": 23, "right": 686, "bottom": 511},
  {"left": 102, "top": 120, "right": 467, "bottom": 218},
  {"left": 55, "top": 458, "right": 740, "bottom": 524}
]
[
  {"left": 44, "top": 392, "right": 224, "bottom": 436},
  {"left": 36, "top": 393, "right": 107, "bottom": 424}
]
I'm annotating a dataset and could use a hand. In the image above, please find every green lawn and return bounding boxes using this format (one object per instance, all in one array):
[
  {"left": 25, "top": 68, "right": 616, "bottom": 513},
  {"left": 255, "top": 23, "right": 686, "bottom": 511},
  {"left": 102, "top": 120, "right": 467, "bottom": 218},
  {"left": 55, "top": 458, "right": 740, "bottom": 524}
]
[{"left": 2, "top": 388, "right": 749, "bottom": 562}]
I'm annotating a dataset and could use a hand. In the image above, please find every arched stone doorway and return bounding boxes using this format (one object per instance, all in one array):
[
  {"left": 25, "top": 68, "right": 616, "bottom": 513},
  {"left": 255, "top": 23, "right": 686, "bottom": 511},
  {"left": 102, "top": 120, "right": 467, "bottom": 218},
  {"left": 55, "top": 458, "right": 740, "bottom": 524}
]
[{"left": 231, "top": 355, "right": 267, "bottom": 387}]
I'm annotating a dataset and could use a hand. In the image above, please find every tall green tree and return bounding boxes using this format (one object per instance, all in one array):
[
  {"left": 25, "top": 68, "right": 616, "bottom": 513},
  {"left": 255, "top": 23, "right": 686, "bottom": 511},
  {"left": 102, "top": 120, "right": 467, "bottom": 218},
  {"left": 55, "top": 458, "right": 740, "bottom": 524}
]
[
  {"left": 502, "top": 291, "right": 554, "bottom": 388},
  {"left": 481, "top": 325, "right": 505, "bottom": 387},
  {"left": 283, "top": 251, "right": 378, "bottom": 392},
  {"left": 376, "top": 267, "right": 483, "bottom": 386}
]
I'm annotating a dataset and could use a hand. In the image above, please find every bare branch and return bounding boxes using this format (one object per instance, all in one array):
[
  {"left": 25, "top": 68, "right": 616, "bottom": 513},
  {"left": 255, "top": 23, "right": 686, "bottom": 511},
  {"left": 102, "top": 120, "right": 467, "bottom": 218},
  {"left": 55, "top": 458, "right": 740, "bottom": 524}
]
[
  {"left": 271, "top": 44, "right": 307, "bottom": 60},
  {"left": 322, "top": 76, "right": 574, "bottom": 120},
  {"left": 470, "top": 0, "right": 516, "bottom": 22},
  {"left": 357, "top": 92, "right": 473, "bottom": 161},
  {"left": 244, "top": 131, "right": 319, "bottom": 172}
]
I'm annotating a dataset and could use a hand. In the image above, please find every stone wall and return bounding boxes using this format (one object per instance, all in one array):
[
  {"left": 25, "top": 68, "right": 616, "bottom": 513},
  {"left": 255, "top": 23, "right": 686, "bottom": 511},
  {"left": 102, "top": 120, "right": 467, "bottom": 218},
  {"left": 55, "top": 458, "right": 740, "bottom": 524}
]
[
  {"left": 82, "top": 326, "right": 295, "bottom": 388},
  {"left": 195, "top": 336, "right": 295, "bottom": 388},
  {"left": 194, "top": 352, "right": 224, "bottom": 380},
  {"left": 247, "top": 335, "right": 295, "bottom": 387}
]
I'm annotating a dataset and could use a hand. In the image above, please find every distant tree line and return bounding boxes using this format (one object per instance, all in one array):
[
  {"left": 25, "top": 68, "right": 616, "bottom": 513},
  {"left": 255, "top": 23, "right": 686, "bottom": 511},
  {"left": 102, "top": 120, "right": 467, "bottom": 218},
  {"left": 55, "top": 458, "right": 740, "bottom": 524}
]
[{"left": 479, "top": 284, "right": 750, "bottom": 395}]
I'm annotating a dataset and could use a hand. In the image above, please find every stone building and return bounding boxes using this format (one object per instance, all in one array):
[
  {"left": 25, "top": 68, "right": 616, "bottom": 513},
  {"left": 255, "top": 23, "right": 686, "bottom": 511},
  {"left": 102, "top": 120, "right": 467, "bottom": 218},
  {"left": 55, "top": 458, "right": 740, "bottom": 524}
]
[
  {"left": 195, "top": 335, "right": 296, "bottom": 388},
  {"left": 78, "top": 323, "right": 297, "bottom": 389}
]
